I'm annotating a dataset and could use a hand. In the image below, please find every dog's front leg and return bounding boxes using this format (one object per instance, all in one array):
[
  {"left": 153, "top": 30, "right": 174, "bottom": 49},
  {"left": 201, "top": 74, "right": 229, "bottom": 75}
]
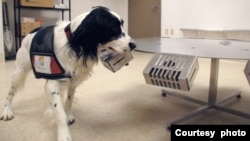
[
  {"left": 46, "top": 80, "right": 72, "bottom": 141},
  {"left": 65, "top": 84, "right": 76, "bottom": 125}
]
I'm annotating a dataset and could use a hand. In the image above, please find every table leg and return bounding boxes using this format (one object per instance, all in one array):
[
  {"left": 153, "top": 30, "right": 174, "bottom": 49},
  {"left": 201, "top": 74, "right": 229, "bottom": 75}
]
[{"left": 208, "top": 58, "right": 219, "bottom": 105}]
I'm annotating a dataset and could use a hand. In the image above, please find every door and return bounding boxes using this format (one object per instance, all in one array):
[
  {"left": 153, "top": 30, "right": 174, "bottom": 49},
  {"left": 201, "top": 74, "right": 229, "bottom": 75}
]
[{"left": 128, "top": 0, "right": 161, "bottom": 38}]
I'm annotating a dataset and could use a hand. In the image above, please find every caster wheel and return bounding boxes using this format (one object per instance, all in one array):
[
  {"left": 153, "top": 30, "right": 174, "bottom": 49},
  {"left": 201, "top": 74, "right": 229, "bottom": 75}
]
[
  {"left": 236, "top": 95, "right": 241, "bottom": 98},
  {"left": 167, "top": 126, "right": 171, "bottom": 131},
  {"left": 162, "top": 93, "right": 167, "bottom": 97}
]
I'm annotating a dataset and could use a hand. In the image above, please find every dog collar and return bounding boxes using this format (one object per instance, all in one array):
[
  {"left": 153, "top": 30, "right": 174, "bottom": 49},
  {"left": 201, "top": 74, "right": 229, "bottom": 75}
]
[{"left": 64, "top": 24, "right": 72, "bottom": 40}]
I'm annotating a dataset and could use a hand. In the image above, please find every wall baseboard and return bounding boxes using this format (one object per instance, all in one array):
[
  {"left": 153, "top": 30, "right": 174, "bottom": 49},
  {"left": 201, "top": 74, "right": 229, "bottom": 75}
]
[{"left": 181, "top": 28, "right": 250, "bottom": 41}]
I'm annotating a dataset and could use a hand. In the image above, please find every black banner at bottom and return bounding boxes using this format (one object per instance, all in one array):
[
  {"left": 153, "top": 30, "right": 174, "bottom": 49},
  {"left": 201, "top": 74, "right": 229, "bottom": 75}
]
[{"left": 171, "top": 125, "right": 250, "bottom": 141}]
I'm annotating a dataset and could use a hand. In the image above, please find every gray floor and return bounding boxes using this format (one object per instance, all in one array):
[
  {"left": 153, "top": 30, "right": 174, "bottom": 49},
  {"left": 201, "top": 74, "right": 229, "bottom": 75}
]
[{"left": 0, "top": 50, "right": 250, "bottom": 141}]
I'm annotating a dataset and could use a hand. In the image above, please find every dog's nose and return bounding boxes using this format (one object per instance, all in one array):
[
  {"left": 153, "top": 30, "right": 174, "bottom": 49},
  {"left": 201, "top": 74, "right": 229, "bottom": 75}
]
[{"left": 129, "top": 42, "right": 136, "bottom": 50}]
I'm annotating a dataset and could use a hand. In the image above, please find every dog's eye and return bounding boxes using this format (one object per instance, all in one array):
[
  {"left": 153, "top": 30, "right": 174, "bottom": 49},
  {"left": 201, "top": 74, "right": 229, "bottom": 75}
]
[
  {"left": 121, "top": 19, "right": 124, "bottom": 27},
  {"left": 122, "top": 32, "right": 125, "bottom": 37}
]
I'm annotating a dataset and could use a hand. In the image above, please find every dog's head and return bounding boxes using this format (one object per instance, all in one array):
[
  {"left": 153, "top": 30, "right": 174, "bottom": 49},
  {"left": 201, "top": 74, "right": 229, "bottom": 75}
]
[{"left": 69, "top": 6, "right": 136, "bottom": 67}]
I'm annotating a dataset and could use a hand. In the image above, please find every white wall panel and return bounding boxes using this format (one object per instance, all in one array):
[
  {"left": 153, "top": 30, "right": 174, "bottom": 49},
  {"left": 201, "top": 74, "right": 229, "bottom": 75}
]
[{"left": 161, "top": 0, "right": 250, "bottom": 37}]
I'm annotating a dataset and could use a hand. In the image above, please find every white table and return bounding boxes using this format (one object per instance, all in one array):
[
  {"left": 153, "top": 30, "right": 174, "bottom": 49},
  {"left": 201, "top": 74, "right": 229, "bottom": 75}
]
[{"left": 135, "top": 38, "right": 250, "bottom": 128}]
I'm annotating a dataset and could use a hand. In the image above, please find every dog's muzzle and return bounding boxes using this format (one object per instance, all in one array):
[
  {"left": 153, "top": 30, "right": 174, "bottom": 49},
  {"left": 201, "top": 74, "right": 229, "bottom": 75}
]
[{"left": 100, "top": 48, "right": 135, "bottom": 73}]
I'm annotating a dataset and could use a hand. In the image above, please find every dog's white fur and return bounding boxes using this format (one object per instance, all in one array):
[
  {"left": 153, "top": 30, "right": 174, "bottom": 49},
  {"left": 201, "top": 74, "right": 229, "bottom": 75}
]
[{"left": 0, "top": 7, "right": 135, "bottom": 141}]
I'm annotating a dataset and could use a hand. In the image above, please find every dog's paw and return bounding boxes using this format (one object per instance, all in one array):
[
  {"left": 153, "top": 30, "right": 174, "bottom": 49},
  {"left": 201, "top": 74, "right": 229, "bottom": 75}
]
[
  {"left": 0, "top": 108, "right": 14, "bottom": 121},
  {"left": 58, "top": 134, "right": 72, "bottom": 141},
  {"left": 67, "top": 114, "right": 75, "bottom": 125},
  {"left": 58, "top": 128, "right": 72, "bottom": 141},
  {"left": 58, "top": 136, "right": 72, "bottom": 141}
]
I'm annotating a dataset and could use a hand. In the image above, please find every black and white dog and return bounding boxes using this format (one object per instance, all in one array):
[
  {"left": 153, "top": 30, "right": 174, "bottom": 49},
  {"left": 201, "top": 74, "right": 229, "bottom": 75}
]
[{"left": 0, "top": 7, "right": 136, "bottom": 141}]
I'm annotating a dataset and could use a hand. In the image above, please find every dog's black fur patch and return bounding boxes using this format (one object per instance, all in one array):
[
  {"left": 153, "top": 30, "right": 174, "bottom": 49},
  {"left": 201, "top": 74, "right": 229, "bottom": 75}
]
[{"left": 68, "top": 7, "right": 123, "bottom": 67}]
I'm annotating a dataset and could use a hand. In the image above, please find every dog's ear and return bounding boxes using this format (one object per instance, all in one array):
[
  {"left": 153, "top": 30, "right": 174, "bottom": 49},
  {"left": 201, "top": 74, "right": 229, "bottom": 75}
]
[
  {"left": 80, "top": 7, "right": 122, "bottom": 42},
  {"left": 92, "top": 6, "right": 110, "bottom": 10},
  {"left": 68, "top": 7, "right": 122, "bottom": 67}
]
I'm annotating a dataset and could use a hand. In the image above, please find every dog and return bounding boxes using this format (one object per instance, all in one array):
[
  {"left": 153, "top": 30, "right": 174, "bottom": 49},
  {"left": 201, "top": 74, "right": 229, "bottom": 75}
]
[{"left": 0, "top": 6, "right": 136, "bottom": 141}]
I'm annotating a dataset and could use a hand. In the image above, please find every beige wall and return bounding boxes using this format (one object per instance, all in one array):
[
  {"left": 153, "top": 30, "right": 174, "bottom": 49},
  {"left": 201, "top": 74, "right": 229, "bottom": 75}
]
[
  {"left": 16, "top": 0, "right": 128, "bottom": 29},
  {"left": 71, "top": 0, "right": 129, "bottom": 32}
]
